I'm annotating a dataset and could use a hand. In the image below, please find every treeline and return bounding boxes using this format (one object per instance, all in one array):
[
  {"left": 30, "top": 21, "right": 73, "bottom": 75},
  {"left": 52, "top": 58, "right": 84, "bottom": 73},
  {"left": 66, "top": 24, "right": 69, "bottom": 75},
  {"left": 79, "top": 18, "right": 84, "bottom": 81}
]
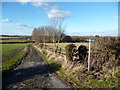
[
  {"left": 32, "top": 26, "right": 65, "bottom": 43},
  {"left": 1, "top": 35, "right": 22, "bottom": 37},
  {"left": 67, "top": 36, "right": 119, "bottom": 43},
  {"left": 32, "top": 25, "right": 65, "bottom": 53},
  {"left": 32, "top": 27, "right": 119, "bottom": 43},
  {"left": 1, "top": 35, "right": 32, "bottom": 40},
  {"left": 51, "top": 35, "right": 119, "bottom": 43}
]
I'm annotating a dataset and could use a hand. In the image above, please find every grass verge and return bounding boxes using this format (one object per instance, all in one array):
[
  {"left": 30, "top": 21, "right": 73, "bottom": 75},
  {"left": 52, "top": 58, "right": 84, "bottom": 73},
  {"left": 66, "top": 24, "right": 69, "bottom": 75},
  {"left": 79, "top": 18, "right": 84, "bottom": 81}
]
[
  {"left": 35, "top": 47, "right": 120, "bottom": 88},
  {"left": 36, "top": 49, "right": 62, "bottom": 73}
]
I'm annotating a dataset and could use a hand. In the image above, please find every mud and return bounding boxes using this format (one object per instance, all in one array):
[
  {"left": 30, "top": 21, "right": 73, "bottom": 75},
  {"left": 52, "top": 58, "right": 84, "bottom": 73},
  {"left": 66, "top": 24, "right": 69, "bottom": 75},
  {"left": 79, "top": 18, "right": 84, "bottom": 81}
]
[{"left": 2, "top": 45, "right": 69, "bottom": 89}]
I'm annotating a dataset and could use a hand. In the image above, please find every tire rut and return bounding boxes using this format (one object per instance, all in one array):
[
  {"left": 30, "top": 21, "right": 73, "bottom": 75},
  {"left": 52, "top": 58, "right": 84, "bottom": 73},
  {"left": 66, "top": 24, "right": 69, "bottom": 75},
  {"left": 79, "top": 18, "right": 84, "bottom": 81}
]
[
  {"left": 2, "top": 45, "right": 53, "bottom": 89},
  {"left": 2, "top": 45, "right": 69, "bottom": 89}
]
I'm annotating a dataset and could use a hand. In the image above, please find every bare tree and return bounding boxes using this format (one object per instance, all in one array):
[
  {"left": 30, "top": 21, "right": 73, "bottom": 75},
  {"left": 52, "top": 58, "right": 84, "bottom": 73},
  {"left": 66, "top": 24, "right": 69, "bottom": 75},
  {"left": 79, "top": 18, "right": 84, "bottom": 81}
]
[
  {"left": 32, "top": 18, "right": 66, "bottom": 53},
  {"left": 50, "top": 17, "right": 65, "bottom": 53},
  {"left": 37, "top": 26, "right": 46, "bottom": 44},
  {"left": 42, "top": 26, "right": 47, "bottom": 48},
  {"left": 45, "top": 26, "right": 52, "bottom": 43},
  {"left": 32, "top": 28, "right": 39, "bottom": 43},
  {"left": 48, "top": 26, "right": 56, "bottom": 53}
]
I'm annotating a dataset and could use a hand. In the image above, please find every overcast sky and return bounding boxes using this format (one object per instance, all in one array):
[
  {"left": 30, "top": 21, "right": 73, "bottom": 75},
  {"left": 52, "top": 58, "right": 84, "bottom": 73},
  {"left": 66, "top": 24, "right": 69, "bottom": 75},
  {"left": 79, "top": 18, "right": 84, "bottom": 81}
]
[{"left": 1, "top": 1, "right": 118, "bottom": 36}]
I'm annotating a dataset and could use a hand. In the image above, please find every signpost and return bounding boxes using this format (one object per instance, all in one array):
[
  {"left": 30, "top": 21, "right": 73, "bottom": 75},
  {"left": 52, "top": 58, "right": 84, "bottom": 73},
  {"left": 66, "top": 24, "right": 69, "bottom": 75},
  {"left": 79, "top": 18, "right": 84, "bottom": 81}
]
[{"left": 86, "top": 38, "right": 94, "bottom": 71}]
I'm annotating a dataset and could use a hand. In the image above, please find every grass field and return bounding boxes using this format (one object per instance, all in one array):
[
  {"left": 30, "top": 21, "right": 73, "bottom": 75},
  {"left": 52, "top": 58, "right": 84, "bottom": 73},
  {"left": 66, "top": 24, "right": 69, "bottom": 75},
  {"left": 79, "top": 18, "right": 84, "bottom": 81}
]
[
  {"left": 44, "top": 43, "right": 89, "bottom": 55},
  {"left": 2, "top": 43, "right": 30, "bottom": 76},
  {"left": 45, "top": 42, "right": 89, "bottom": 51},
  {"left": 2, "top": 49, "right": 28, "bottom": 76},
  {"left": 0, "top": 39, "right": 28, "bottom": 42},
  {"left": 46, "top": 43, "right": 88, "bottom": 48},
  {"left": 2, "top": 44, "right": 30, "bottom": 55}
]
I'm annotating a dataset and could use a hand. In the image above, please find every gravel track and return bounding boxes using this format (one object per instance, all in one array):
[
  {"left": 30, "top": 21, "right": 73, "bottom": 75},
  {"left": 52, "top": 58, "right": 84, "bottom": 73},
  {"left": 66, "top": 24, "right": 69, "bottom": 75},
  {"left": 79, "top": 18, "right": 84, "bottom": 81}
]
[{"left": 2, "top": 45, "right": 69, "bottom": 89}]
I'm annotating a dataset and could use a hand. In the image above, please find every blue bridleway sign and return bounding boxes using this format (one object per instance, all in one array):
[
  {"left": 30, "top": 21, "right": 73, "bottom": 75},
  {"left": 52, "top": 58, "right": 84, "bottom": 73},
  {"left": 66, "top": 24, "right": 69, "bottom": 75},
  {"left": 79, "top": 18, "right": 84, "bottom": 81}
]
[{"left": 86, "top": 38, "right": 95, "bottom": 71}]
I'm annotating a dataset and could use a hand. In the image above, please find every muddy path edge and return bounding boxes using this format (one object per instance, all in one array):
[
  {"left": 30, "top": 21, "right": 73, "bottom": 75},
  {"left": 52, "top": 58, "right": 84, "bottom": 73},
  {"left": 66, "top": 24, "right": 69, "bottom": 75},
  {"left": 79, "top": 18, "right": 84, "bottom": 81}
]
[{"left": 33, "top": 45, "right": 70, "bottom": 88}]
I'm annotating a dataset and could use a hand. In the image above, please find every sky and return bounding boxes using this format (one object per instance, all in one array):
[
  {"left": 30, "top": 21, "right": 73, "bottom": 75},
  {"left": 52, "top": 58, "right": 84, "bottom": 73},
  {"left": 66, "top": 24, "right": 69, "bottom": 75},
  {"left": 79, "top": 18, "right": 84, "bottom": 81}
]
[{"left": 1, "top": 1, "right": 118, "bottom": 36}]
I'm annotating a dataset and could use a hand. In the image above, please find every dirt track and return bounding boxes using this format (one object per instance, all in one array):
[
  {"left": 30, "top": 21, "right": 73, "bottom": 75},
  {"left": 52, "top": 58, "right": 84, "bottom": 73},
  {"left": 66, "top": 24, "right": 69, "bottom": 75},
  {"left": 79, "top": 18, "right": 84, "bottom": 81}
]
[{"left": 2, "top": 45, "right": 69, "bottom": 89}]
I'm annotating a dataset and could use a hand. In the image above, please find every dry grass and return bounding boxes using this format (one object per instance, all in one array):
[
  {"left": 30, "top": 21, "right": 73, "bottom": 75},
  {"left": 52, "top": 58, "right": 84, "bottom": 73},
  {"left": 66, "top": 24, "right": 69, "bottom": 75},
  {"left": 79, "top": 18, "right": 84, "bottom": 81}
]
[
  {"left": 35, "top": 42, "right": 89, "bottom": 71},
  {"left": 34, "top": 40, "right": 120, "bottom": 88}
]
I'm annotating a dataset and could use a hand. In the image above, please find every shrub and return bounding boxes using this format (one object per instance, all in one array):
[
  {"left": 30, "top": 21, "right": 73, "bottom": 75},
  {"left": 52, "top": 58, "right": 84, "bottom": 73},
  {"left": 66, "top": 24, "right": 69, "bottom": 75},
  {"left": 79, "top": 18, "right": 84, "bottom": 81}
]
[
  {"left": 65, "top": 44, "right": 77, "bottom": 61},
  {"left": 90, "top": 37, "right": 120, "bottom": 72},
  {"left": 95, "top": 35, "right": 99, "bottom": 37},
  {"left": 39, "top": 43, "right": 44, "bottom": 49},
  {"left": 78, "top": 45, "right": 88, "bottom": 60}
]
